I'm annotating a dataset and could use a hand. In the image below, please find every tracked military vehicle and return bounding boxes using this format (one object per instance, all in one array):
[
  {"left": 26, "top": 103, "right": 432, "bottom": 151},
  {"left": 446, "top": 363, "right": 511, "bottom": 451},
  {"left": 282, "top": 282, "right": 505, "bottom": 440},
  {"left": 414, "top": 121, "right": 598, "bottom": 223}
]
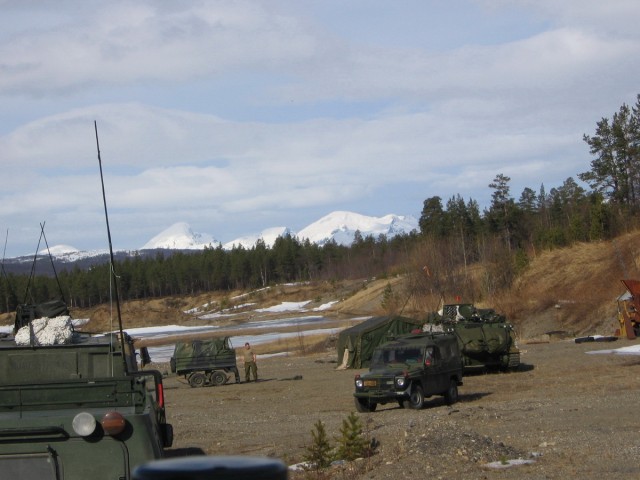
[
  {"left": 439, "top": 303, "right": 520, "bottom": 371},
  {"left": 353, "top": 331, "right": 463, "bottom": 412},
  {"left": 170, "top": 337, "right": 240, "bottom": 387},
  {"left": 0, "top": 303, "right": 173, "bottom": 479}
]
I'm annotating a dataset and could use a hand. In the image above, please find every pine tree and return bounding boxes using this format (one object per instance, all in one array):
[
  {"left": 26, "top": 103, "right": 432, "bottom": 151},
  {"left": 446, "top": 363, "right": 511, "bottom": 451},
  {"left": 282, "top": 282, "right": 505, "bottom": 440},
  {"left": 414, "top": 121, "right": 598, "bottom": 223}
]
[
  {"left": 303, "top": 420, "right": 333, "bottom": 469},
  {"left": 334, "top": 412, "right": 371, "bottom": 461}
]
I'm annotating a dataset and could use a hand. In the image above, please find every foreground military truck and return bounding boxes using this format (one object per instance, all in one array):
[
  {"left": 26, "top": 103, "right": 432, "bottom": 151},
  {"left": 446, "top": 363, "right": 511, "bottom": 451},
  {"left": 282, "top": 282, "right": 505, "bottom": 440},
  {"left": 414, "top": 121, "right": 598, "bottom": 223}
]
[
  {"left": 353, "top": 332, "right": 463, "bottom": 412},
  {"left": 170, "top": 337, "right": 240, "bottom": 387},
  {"left": 0, "top": 305, "right": 173, "bottom": 479},
  {"left": 440, "top": 303, "right": 520, "bottom": 371}
]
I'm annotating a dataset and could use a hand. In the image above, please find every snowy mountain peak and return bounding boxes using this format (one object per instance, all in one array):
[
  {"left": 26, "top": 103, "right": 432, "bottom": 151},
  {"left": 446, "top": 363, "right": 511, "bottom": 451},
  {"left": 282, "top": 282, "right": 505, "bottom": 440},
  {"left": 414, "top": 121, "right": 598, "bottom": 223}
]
[
  {"left": 296, "top": 211, "right": 418, "bottom": 246},
  {"left": 39, "top": 244, "right": 80, "bottom": 256},
  {"left": 223, "top": 227, "right": 292, "bottom": 250},
  {"left": 141, "top": 222, "right": 218, "bottom": 250}
]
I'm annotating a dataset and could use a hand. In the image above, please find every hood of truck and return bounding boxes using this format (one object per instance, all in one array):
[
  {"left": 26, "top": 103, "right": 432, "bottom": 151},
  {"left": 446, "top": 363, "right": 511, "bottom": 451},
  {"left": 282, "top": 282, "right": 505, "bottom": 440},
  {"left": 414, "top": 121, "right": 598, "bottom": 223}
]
[{"left": 361, "top": 366, "right": 410, "bottom": 379}]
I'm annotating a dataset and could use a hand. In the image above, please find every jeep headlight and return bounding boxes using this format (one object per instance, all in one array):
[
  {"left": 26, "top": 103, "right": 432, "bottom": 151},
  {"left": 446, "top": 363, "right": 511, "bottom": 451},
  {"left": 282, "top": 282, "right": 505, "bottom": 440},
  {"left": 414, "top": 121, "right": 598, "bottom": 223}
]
[
  {"left": 72, "top": 412, "right": 97, "bottom": 437},
  {"left": 395, "top": 376, "right": 406, "bottom": 388},
  {"left": 355, "top": 378, "right": 364, "bottom": 388}
]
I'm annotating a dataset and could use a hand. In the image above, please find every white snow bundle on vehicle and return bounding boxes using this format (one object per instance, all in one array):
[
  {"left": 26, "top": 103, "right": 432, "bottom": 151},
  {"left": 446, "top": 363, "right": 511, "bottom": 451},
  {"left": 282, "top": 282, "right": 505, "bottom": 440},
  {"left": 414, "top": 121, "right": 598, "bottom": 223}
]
[{"left": 14, "top": 316, "right": 74, "bottom": 346}]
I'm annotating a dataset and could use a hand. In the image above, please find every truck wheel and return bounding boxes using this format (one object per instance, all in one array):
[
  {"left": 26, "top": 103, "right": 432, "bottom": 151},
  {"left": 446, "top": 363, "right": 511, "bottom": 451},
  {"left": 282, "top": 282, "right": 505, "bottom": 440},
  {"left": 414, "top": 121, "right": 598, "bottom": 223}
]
[
  {"left": 354, "top": 398, "right": 377, "bottom": 413},
  {"left": 210, "top": 371, "right": 226, "bottom": 386},
  {"left": 188, "top": 372, "right": 207, "bottom": 388},
  {"left": 408, "top": 385, "right": 425, "bottom": 409},
  {"left": 444, "top": 380, "right": 459, "bottom": 405}
]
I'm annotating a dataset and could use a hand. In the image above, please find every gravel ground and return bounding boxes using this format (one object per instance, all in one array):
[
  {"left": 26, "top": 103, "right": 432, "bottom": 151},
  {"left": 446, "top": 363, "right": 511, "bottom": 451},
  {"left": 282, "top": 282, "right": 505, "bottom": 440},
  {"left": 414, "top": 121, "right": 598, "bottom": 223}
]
[{"left": 156, "top": 338, "right": 640, "bottom": 479}]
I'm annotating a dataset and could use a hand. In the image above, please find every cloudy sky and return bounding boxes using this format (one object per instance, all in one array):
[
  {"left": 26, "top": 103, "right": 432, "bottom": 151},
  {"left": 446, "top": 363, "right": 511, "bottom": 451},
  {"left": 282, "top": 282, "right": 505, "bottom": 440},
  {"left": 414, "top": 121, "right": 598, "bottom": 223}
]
[{"left": 1, "top": 0, "right": 639, "bottom": 257}]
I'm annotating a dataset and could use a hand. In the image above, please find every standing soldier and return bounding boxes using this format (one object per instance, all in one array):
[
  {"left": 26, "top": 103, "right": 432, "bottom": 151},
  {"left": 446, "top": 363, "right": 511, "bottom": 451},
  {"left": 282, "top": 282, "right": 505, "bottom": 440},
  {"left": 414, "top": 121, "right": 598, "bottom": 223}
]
[{"left": 243, "top": 342, "right": 258, "bottom": 382}]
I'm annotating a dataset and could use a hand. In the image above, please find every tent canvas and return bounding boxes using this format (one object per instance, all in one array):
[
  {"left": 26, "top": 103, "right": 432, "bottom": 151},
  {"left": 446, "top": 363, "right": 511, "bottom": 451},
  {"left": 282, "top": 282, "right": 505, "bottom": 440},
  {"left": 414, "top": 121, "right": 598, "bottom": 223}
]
[{"left": 336, "top": 315, "right": 424, "bottom": 369}]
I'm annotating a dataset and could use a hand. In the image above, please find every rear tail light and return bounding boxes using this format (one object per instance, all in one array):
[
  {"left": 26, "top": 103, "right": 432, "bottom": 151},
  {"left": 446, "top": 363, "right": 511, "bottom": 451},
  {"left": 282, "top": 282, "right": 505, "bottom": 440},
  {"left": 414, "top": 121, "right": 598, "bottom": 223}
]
[
  {"left": 101, "top": 411, "right": 126, "bottom": 436},
  {"left": 157, "top": 382, "right": 164, "bottom": 409}
]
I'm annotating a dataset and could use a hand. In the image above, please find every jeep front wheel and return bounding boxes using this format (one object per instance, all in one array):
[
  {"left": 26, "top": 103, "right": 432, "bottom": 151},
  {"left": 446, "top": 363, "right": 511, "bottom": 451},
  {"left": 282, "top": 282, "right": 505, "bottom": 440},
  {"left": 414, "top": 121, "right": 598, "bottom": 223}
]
[
  {"left": 407, "top": 385, "right": 425, "bottom": 409},
  {"left": 354, "top": 398, "right": 377, "bottom": 413},
  {"left": 444, "top": 380, "right": 459, "bottom": 405}
]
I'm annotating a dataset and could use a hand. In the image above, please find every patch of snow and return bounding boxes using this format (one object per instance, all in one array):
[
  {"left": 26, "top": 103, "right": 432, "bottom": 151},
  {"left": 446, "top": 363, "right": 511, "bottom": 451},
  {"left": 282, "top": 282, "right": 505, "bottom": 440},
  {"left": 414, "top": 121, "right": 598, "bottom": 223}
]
[
  {"left": 313, "top": 301, "right": 338, "bottom": 311},
  {"left": 586, "top": 344, "right": 640, "bottom": 355},
  {"left": 255, "top": 301, "right": 311, "bottom": 313},
  {"left": 72, "top": 318, "right": 90, "bottom": 327},
  {"left": 120, "top": 325, "right": 220, "bottom": 337},
  {"left": 484, "top": 459, "right": 536, "bottom": 469}
]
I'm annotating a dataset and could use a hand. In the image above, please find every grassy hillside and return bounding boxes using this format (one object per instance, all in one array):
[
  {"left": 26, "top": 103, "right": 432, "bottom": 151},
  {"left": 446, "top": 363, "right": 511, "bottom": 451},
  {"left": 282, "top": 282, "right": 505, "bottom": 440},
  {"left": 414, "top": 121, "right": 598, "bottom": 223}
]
[{"left": 498, "top": 230, "right": 640, "bottom": 339}]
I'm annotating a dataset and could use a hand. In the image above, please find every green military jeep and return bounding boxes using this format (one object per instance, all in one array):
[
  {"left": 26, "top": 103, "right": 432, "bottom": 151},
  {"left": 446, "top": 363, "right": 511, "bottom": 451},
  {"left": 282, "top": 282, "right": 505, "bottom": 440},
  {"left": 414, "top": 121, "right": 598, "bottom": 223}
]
[{"left": 353, "top": 332, "right": 463, "bottom": 412}]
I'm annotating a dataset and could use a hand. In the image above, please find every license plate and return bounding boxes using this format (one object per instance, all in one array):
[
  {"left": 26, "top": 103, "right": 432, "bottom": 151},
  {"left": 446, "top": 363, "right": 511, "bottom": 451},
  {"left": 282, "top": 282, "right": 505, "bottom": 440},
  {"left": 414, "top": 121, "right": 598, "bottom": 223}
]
[{"left": 364, "top": 380, "right": 377, "bottom": 387}]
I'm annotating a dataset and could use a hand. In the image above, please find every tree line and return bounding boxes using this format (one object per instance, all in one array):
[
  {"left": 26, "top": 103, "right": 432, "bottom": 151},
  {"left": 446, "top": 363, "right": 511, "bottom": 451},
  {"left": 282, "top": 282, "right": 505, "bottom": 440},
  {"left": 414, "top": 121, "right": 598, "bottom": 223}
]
[{"left": 2, "top": 95, "right": 639, "bottom": 313}]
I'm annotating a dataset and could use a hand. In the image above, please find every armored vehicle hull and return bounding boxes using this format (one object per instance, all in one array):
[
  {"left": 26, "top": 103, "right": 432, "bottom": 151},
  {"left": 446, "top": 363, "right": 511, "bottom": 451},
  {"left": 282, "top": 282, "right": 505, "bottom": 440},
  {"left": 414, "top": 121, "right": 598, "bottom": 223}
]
[
  {"left": 439, "top": 304, "right": 520, "bottom": 371},
  {"left": 353, "top": 332, "right": 463, "bottom": 412}
]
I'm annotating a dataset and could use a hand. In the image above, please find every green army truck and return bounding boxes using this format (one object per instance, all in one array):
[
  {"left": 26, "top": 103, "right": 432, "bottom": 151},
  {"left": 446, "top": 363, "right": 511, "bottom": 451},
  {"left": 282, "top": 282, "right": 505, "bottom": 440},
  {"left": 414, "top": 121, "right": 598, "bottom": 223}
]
[
  {"left": 170, "top": 337, "right": 240, "bottom": 387},
  {"left": 0, "top": 306, "right": 173, "bottom": 480},
  {"left": 353, "top": 332, "right": 463, "bottom": 412}
]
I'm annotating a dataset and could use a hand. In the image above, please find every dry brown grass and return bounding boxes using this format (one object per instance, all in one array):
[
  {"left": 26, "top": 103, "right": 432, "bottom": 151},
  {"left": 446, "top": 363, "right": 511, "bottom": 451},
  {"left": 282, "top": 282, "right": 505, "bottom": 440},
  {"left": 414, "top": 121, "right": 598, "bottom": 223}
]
[{"left": 508, "top": 231, "right": 640, "bottom": 333}]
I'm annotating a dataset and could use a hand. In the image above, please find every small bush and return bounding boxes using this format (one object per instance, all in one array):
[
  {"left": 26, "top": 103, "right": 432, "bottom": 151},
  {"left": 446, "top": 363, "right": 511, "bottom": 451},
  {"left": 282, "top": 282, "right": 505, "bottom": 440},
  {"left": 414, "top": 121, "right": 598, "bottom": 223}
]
[
  {"left": 303, "top": 420, "right": 333, "bottom": 470},
  {"left": 334, "top": 412, "right": 373, "bottom": 461},
  {"left": 303, "top": 413, "right": 377, "bottom": 473}
]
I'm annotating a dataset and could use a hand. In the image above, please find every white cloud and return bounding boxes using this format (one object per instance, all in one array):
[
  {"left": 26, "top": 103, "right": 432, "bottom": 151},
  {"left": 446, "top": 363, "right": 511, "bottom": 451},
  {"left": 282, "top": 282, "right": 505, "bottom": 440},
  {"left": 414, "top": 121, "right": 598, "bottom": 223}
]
[
  {"left": 0, "top": 1, "right": 316, "bottom": 96},
  {"left": 1, "top": 1, "right": 639, "bottom": 256}
]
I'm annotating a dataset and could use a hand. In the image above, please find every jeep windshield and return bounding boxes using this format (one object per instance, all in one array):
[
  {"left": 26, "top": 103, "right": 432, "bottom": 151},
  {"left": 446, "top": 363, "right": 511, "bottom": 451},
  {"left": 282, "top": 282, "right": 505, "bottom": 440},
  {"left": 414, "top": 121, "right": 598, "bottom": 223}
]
[{"left": 370, "top": 346, "right": 425, "bottom": 369}]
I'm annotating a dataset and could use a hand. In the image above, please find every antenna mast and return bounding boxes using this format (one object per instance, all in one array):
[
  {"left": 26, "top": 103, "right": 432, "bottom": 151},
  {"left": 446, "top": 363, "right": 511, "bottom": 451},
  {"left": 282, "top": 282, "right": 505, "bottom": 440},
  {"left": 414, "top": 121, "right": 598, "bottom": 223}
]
[{"left": 94, "top": 121, "right": 128, "bottom": 372}]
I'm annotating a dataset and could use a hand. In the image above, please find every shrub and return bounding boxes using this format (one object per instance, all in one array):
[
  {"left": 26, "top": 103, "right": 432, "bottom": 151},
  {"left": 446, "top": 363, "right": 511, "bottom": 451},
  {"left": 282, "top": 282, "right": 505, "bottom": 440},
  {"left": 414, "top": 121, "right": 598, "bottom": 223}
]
[
  {"left": 303, "top": 420, "right": 333, "bottom": 470},
  {"left": 334, "top": 412, "right": 373, "bottom": 461}
]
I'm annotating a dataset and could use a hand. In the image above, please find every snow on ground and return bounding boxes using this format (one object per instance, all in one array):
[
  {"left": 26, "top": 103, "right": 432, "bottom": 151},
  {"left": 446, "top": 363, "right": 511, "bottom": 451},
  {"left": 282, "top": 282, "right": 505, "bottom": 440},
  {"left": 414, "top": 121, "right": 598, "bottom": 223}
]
[
  {"left": 586, "top": 343, "right": 640, "bottom": 355},
  {"left": 144, "top": 326, "right": 342, "bottom": 363},
  {"left": 193, "top": 299, "right": 336, "bottom": 319},
  {"left": 255, "top": 301, "right": 311, "bottom": 313},
  {"left": 188, "top": 302, "right": 256, "bottom": 316},
  {"left": 314, "top": 301, "right": 338, "bottom": 311}
]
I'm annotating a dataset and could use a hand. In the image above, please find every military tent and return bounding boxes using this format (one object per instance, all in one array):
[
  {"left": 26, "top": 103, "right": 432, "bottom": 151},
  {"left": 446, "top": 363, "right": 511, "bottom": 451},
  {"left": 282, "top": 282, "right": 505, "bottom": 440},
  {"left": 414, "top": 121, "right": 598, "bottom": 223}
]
[{"left": 336, "top": 315, "right": 424, "bottom": 369}]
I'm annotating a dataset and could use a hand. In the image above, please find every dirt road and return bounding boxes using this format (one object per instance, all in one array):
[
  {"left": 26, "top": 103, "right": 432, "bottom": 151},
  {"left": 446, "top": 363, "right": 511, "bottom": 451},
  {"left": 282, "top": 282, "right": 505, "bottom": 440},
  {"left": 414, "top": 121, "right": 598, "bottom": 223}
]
[{"left": 158, "top": 338, "right": 640, "bottom": 479}]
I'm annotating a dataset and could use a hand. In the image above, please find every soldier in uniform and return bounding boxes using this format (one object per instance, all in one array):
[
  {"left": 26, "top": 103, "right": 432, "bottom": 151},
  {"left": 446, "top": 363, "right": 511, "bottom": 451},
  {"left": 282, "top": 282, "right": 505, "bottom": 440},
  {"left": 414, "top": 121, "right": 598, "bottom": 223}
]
[{"left": 243, "top": 342, "right": 258, "bottom": 382}]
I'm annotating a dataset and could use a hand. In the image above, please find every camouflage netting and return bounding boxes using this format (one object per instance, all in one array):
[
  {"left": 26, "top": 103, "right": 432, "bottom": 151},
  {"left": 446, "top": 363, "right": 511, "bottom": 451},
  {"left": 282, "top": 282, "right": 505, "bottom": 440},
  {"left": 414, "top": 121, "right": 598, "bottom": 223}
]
[{"left": 171, "top": 337, "right": 237, "bottom": 375}]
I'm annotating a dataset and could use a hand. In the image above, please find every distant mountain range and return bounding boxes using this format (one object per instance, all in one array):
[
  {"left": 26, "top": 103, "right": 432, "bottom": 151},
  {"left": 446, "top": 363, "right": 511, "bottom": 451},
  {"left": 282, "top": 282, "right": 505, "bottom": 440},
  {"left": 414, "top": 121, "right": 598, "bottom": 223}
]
[
  {"left": 2, "top": 211, "right": 418, "bottom": 272},
  {"left": 142, "top": 211, "right": 418, "bottom": 250}
]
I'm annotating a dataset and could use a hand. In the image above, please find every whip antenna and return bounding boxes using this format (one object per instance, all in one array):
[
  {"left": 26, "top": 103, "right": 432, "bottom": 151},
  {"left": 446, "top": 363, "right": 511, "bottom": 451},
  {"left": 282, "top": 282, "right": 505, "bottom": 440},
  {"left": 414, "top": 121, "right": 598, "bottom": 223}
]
[{"left": 94, "top": 121, "right": 128, "bottom": 373}]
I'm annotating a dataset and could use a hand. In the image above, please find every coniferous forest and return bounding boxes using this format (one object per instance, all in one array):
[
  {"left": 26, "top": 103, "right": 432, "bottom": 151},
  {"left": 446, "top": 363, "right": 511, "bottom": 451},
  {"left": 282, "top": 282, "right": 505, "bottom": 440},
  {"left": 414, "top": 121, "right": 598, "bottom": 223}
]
[{"left": 2, "top": 95, "right": 640, "bottom": 314}]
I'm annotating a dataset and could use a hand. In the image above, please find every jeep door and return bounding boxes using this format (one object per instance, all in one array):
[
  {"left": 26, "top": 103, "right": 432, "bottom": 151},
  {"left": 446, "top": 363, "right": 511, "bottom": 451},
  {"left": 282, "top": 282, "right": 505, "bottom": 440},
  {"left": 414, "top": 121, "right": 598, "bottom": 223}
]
[{"left": 421, "top": 346, "right": 448, "bottom": 396}]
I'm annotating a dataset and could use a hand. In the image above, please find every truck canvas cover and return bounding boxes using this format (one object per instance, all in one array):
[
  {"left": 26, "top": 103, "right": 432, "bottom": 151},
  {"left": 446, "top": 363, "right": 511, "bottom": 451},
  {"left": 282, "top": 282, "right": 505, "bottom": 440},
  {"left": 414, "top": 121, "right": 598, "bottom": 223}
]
[{"left": 172, "top": 337, "right": 236, "bottom": 373}]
